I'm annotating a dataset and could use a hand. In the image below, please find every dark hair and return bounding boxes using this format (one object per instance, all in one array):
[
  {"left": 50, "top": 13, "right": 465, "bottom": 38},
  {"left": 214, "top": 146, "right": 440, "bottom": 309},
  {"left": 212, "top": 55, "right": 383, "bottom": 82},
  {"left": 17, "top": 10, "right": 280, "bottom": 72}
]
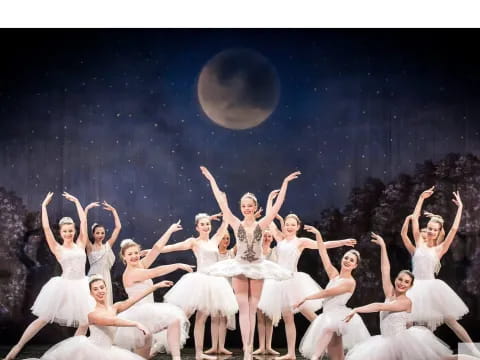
[
  {"left": 91, "top": 223, "right": 105, "bottom": 233},
  {"left": 88, "top": 276, "right": 106, "bottom": 290},
  {"left": 398, "top": 269, "right": 415, "bottom": 286}
]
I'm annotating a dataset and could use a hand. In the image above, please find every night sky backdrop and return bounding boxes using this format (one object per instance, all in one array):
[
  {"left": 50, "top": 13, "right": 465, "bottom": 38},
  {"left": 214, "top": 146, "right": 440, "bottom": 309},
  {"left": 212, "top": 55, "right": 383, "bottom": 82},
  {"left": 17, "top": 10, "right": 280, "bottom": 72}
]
[{"left": 1, "top": 29, "right": 480, "bottom": 350}]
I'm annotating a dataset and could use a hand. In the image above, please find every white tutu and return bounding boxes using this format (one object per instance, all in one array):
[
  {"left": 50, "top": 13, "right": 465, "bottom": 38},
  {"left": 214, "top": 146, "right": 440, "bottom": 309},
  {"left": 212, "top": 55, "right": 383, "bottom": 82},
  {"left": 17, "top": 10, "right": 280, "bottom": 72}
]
[
  {"left": 25, "top": 325, "right": 144, "bottom": 360},
  {"left": 407, "top": 278, "right": 469, "bottom": 329},
  {"left": 114, "top": 302, "right": 189, "bottom": 351},
  {"left": 164, "top": 272, "right": 238, "bottom": 317},
  {"left": 258, "top": 272, "right": 323, "bottom": 326},
  {"left": 207, "top": 258, "right": 292, "bottom": 280},
  {"left": 300, "top": 307, "right": 370, "bottom": 359},
  {"left": 346, "top": 326, "right": 452, "bottom": 360},
  {"left": 31, "top": 276, "right": 95, "bottom": 327}
]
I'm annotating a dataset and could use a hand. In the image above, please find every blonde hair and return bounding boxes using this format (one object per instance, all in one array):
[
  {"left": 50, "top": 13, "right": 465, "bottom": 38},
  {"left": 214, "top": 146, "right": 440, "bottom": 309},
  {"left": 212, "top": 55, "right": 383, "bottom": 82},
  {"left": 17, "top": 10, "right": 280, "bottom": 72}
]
[
  {"left": 119, "top": 239, "right": 141, "bottom": 264},
  {"left": 58, "top": 217, "right": 74, "bottom": 228},
  {"left": 285, "top": 213, "right": 301, "bottom": 225},
  {"left": 424, "top": 211, "right": 446, "bottom": 244}
]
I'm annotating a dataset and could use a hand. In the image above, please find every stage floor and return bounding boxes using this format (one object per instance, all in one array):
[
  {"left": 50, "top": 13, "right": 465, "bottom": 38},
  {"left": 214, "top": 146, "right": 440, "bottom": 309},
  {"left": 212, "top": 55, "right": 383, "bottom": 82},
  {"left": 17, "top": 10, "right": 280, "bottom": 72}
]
[{"left": 0, "top": 347, "right": 313, "bottom": 359}]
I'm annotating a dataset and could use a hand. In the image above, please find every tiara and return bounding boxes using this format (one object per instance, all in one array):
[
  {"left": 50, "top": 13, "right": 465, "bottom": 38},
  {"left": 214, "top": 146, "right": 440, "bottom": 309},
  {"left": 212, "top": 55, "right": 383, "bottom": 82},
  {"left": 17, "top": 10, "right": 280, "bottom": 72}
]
[
  {"left": 58, "top": 217, "right": 74, "bottom": 226},
  {"left": 120, "top": 238, "right": 137, "bottom": 249},
  {"left": 195, "top": 213, "right": 210, "bottom": 223},
  {"left": 241, "top": 192, "right": 258, "bottom": 203},
  {"left": 88, "top": 274, "right": 105, "bottom": 282}
]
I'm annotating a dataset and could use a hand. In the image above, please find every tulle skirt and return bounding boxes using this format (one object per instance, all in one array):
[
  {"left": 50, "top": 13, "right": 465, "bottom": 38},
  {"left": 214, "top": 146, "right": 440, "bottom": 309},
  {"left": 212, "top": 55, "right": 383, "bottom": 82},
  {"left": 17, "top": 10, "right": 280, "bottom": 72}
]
[
  {"left": 300, "top": 306, "right": 370, "bottom": 359},
  {"left": 407, "top": 278, "right": 469, "bottom": 329},
  {"left": 24, "top": 335, "right": 144, "bottom": 360},
  {"left": 114, "top": 302, "right": 189, "bottom": 352},
  {"left": 345, "top": 326, "right": 452, "bottom": 360},
  {"left": 31, "top": 276, "right": 95, "bottom": 327},
  {"left": 258, "top": 272, "right": 323, "bottom": 326},
  {"left": 164, "top": 272, "right": 238, "bottom": 317},
  {"left": 207, "top": 258, "right": 292, "bottom": 280}
]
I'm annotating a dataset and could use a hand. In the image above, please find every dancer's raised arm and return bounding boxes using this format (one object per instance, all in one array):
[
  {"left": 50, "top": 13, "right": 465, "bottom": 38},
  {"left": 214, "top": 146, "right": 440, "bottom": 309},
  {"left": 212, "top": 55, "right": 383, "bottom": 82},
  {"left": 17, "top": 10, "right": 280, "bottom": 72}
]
[
  {"left": 438, "top": 191, "right": 463, "bottom": 258},
  {"left": 41, "top": 192, "right": 61, "bottom": 256},
  {"left": 84, "top": 201, "right": 100, "bottom": 252},
  {"left": 63, "top": 192, "right": 88, "bottom": 248},
  {"left": 306, "top": 225, "right": 339, "bottom": 279},
  {"left": 259, "top": 171, "right": 301, "bottom": 229},
  {"left": 371, "top": 232, "right": 394, "bottom": 298},
  {"left": 344, "top": 298, "right": 411, "bottom": 323},
  {"left": 127, "top": 263, "right": 194, "bottom": 284},
  {"left": 102, "top": 201, "right": 122, "bottom": 248},
  {"left": 141, "top": 221, "right": 183, "bottom": 268},
  {"left": 200, "top": 166, "right": 240, "bottom": 228},
  {"left": 114, "top": 280, "right": 174, "bottom": 313},
  {"left": 302, "top": 225, "right": 356, "bottom": 250},
  {"left": 412, "top": 186, "right": 434, "bottom": 243},
  {"left": 212, "top": 218, "right": 229, "bottom": 246},
  {"left": 400, "top": 215, "right": 416, "bottom": 255}
]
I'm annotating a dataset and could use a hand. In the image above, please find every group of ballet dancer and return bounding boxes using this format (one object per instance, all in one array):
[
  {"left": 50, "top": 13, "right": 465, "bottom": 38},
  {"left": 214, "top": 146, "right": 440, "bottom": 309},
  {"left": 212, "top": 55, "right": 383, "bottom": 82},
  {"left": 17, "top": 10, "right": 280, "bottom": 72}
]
[{"left": 3, "top": 166, "right": 479, "bottom": 360}]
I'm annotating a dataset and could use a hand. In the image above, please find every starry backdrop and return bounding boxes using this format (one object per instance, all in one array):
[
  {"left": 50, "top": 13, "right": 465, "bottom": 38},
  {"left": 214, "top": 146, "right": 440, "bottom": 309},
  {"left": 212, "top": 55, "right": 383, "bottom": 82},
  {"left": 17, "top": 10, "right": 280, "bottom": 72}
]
[{"left": 1, "top": 29, "right": 480, "bottom": 349}]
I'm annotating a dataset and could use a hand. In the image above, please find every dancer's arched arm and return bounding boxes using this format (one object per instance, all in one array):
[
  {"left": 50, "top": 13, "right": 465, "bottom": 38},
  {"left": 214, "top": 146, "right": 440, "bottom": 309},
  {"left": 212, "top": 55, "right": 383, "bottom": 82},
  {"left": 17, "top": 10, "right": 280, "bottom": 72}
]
[
  {"left": 141, "top": 221, "right": 183, "bottom": 268},
  {"left": 412, "top": 186, "right": 434, "bottom": 244},
  {"left": 299, "top": 236, "right": 356, "bottom": 251},
  {"left": 344, "top": 298, "right": 411, "bottom": 322},
  {"left": 371, "top": 232, "right": 394, "bottom": 298},
  {"left": 103, "top": 201, "right": 122, "bottom": 248},
  {"left": 41, "top": 192, "right": 60, "bottom": 255},
  {"left": 200, "top": 166, "right": 240, "bottom": 228},
  {"left": 88, "top": 312, "right": 149, "bottom": 335},
  {"left": 269, "top": 221, "right": 284, "bottom": 242},
  {"left": 304, "top": 225, "right": 339, "bottom": 279},
  {"left": 294, "top": 279, "right": 354, "bottom": 308},
  {"left": 259, "top": 171, "right": 301, "bottom": 230},
  {"left": 114, "top": 281, "right": 173, "bottom": 313},
  {"left": 63, "top": 192, "right": 88, "bottom": 248},
  {"left": 127, "top": 263, "right": 194, "bottom": 284},
  {"left": 439, "top": 191, "right": 463, "bottom": 258},
  {"left": 160, "top": 237, "right": 195, "bottom": 253},
  {"left": 401, "top": 215, "right": 416, "bottom": 255},
  {"left": 84, "top": 201, "right": 100, "bottom": 253},
  {"left": 212, "top": 220, "right": 229, "bottom": 246}
]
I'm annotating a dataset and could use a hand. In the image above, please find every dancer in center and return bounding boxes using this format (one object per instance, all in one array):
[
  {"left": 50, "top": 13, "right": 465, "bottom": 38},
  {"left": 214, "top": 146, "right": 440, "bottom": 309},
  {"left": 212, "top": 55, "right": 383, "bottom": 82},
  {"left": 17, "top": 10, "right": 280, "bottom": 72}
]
[{"left": 200, "top": 166, "right": 298, "bottom": 359}]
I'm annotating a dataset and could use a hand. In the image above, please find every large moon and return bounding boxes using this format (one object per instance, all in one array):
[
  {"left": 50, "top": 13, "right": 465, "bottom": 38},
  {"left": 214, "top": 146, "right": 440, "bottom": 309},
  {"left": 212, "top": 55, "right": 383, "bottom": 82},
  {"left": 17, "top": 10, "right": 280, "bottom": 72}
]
[{"left": 197, "top": 49, "right": 280, "bottom": 130}]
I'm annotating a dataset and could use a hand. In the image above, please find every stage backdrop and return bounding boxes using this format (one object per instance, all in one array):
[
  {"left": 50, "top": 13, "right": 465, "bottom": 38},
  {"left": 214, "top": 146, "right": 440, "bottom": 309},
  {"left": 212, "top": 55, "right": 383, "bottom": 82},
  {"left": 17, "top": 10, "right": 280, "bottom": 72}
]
[{"left": 1, "top": 29, "right": 479, "bottom": 349}]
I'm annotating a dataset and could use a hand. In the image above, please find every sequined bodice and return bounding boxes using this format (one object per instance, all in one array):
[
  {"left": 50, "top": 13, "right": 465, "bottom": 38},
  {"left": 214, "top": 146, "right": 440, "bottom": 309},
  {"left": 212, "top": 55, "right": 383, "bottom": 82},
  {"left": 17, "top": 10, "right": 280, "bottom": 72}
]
[
  {"left": 195, "top": 240, "right": 219, "bottom": 271},
  {"left": 322, "top": 277, "right": 352, "bottom": 311},
  {"left": 59, "top": 245, "right": 86, "bottom": 280},
  {"left": 412, "top": 244, "right": 440, "bottom": 280},
  {"left": 88, "top": 243, "right": 115, "bottom": 271},
  {"left": 380, "top": 299, "right": 409, "bottom": 336},
  {"left": 125, "top": 279, "right": 154, "bottom": 305},
  {"left": 236, "top": 223, "right": 262, "bottom": 262},
  {"left": 276, "top": 238, "right": 301, "bottom": 271},
  {"left": 88, "top": 324, "right": 117, "bottom": 347}
]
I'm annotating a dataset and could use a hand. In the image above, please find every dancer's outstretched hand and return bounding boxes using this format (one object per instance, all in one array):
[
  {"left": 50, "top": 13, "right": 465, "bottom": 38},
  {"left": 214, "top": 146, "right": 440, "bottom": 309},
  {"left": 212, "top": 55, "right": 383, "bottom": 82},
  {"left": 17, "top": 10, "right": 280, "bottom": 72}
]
[
  {"left": 342, "top": 238, "right": 357, "bottom": 247},
  {"left": 371, "top": 232, "right": 385, "bottom": 247},
  {"left": 139, "top": 249, "right": 151, "bottom": 258},
  {"left": 200, "top": 166, "right": 215, "bottom": 182},
  {"left": 283, "top": 171, "right": 301, "bottom": 183},
  {"left": 176, "top": 263, "right": 195, "bottom": 273},
  {"left": 254, "top": 207, "right": 263, "bottom": 219},
  {"left": 155, "top": 280, "right": 174, "bottom": 289},
  {"left": 42, "top": 192, "right": 54, "bottom": 207},
  {"left": 210, "top": 212, "right": 223, "bottom": 222},
  {"left": 168, "top": 220, "right": 183, "bottom": 233},
  {"left": 343, "top": 311, "right": 356, "bottom": 323},
  {"left": 135, "top": 322, "right": 150, "bottom": 336},
  {"left": 304, "top": 225, "right": 320, "bottom": 235},
  {"left": 452, "top": 191, "right": 463, "bottom": 208},
  {"left": 102, "top": 201, "right": 116, "bottom": 212},
  {"left": 85, "top": 202, "right": 100, "bottom": 211},
  {"left": 293, "top": 298, "right": 306, "bottom": 309},
  {"left": 62, "top": 191, "right": 79, "bottom": 203},
  {"left": 419, "top": 186, "right": 435, "bottom": 200}
]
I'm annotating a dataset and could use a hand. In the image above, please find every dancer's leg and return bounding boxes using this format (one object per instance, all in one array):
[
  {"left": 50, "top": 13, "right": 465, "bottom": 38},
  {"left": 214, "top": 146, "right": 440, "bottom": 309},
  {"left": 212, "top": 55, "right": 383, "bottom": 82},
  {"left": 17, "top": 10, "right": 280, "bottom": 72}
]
[
  {"left": 327, "top": 333, "right": 344, "bottom": 360},
  {"left": 445, "top": 318, "right": 480, "bottom": 357},
  {"left": 311, "top": 329, "right": 334, "bottom": 360},
  {"left": 232, "top": 276, "right": 250, "bottom": 353},
  {"left": 194, "top": 311, "right": 215, "bottom": 360},
  {"left": 135, "top": 332, "right": 153, "bottom": 359},
  {"left": 253, "top": 310, "right": 266, "bottom": 354},
  {"left": 300, "top": 308, "right": 318, "bottom": 323},
  {"left": 74, "top": 324, "right": 88, "bottom": 336},
  {"left": 277, "top": 310, "right": 296, "bottom": 360},
  {"left": 205, "top": 317, "right": 219, "bottom": 354},
  {"left": 265, "top": 316, "right": 279, "bottom": 355},
  {"left": 217, "top": 316, "right": 232, "bottom": 355},
  {"left": 248, "top": 279, "right": 264, "bottom": 353},
  {"left": 4, "top": 318, "right": 47, "bottom": 360},
  {"left": 167, "top": 319, "right": 182, "bottom": 360}
]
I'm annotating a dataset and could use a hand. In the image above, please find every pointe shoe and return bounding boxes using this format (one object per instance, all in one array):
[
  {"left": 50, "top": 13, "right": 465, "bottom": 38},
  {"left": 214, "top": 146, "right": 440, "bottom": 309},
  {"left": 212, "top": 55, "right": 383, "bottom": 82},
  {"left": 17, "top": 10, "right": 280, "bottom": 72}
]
[
  {"left": 252, "top": 348, "right": 265, "bottom": 355},
  {"left": 266, "top": 348, "right": 280, "bottom": 355},
  {"left": 196, "top": 353, "right": 217, "bottom": 360},
  {"left": 218, "top": 348, "right": 232, "bottom": 355},
  {"left": 275, "top": 353, "right": 296, "bottom": 360},
  {"left": 205, "top": 348, "right": 217, "bottom": 355}
]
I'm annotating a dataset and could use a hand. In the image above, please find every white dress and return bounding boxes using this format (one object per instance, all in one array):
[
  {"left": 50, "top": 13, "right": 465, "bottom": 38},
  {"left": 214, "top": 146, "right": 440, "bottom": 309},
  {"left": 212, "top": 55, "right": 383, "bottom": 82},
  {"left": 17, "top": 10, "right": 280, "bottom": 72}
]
[
  {"left": 114, "top": 279, "right": 189, "bottom": 354},
  {"left": 346, "top": 299, "right": 453, "bottom": 360},
  {"left": 25, "top": 324, "right": 144, "bottom": 360},
  {"left": 206, "top": 223, "right": 292, "bottom": 280},
  {"left": 407, "top": 244, "right": 469, "bottom": 329},
  {"left": 299, "top": 277, "right": 370, "bottom": 359},
  {"left": 88, "top": 243, "right": 116, "bottom": 305},
  {"left": 31, "top": 244, "right": 95, "bottom": 327},
  {"left": 258, "top": 238, "right": 323, "bottom": 326},
  {"left": 218, "top": 248, "right": 237, "bottom": 331},
  {"left": 164, "top": 240, "right": 239, "bottom": 317}
]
